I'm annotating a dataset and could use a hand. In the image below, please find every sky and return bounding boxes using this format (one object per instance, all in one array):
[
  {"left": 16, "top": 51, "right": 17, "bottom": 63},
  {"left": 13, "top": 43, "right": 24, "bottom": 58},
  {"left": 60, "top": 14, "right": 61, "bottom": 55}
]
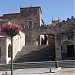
[{"left": 0, "top": 0, "right": 74, "bottom": 24}]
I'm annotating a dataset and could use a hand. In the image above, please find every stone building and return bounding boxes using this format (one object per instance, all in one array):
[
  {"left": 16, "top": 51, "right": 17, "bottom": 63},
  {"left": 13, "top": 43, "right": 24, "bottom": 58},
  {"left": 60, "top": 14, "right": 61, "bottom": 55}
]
[
  {"left": 0, "top": 6, "right": 75, "bottom": 63},
  {"left": 0, "top": 32, "right": 25, "bottom": 64}
]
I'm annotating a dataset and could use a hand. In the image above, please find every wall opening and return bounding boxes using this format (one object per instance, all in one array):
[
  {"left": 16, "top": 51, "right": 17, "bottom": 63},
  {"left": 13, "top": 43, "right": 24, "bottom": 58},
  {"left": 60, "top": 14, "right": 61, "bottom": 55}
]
[
  {"left": 67, "top": 45, "right": 74, "bottom": 57},
  {"left": 61, "top": 41, "right": 74, "bottom": 60},
  {"left": 36, "top": 34, "right": 55, "bottom": 60},
  {"left": 36, "top": 34, "right": 55, "bottom": 46}
]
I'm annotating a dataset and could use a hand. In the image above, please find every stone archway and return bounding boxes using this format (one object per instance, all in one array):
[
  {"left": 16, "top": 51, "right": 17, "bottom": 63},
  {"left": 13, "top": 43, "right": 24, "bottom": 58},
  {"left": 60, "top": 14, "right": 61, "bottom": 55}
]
[
  {"left": 35, "top": 34, "right": 55, "bottom": 60},
  {"left": 61, "top": 41, "right": 74, "bottom": 59},
  {"left": 36, "top": 34, "right": 55, "bottom": 46}
]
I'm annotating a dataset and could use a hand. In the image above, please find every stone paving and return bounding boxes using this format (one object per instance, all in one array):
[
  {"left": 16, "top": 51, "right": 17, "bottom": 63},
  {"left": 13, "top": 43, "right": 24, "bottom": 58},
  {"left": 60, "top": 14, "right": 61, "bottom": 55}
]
[
  {"left": 55, "top": 68, "right": 75, "bottom": 75},
  {"left": 0, "top": 68, "right": 56, "bottom": 75},
  {"left": 0, "top": 60, "right": 75, "bottom": 75},
  {"left": 0, "top": 67, "right": 60, "bottom": 75},
  {"left": 0, "top": 68, "right": 75, "bottom": 75}
]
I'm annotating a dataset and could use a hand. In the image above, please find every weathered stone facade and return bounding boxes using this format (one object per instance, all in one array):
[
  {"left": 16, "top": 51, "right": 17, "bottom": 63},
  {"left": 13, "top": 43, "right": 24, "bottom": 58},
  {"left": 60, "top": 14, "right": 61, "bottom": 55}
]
[
  {"left": 55, "top": 17, "right": 75, "bottom": 60},
  {"left": 0, "top": 36, "right": 7, "bottom": 63},
  {"left": 0, "top": 6, "right": 75, "bottom": 63},
  {"left": 0, "top": 32, "right": 25, "bottom": 64}
]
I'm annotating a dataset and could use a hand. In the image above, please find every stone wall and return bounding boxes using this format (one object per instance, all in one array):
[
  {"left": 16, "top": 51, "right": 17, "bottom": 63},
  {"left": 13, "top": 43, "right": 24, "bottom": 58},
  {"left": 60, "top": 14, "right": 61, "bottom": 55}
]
[
  {"left": 54, "top": 17, "right": 75, "bottom": 60},
  {"left": 0, "top": 31, "right": 25, "bottom": 64},
  {"left": 0, "top": 6, "right": 75, "bottom": 61},
  {"left": 13, "top": 31, "right": 25, "bottom": 59},
  {"left": 0, "top": 36, "right": 6, "bottom": 64}
]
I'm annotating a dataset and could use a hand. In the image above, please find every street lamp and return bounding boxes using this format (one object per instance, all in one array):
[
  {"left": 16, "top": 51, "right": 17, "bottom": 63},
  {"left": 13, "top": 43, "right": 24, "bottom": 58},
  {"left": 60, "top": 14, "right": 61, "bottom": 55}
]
[
  {"left": 6, "top": 28, "right": 19, "bottom": 75},
  {"left": 11, "top": 36, "right": 13, "bottom": 75}
]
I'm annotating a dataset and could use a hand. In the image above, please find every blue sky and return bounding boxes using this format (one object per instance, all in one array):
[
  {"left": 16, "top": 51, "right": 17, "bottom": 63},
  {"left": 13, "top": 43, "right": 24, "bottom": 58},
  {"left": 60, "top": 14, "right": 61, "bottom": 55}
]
[{"left": 0, "top": 0, "right": 74, "bottom": 24}]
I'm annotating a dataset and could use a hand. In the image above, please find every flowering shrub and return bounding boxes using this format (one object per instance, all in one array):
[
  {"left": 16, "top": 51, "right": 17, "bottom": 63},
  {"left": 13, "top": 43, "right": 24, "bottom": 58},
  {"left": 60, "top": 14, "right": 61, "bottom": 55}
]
[
  {"left": 1, "top": 24, "right": 23, "bottom": 32},
  {"left": 0, "top": 23, "right": 23, "bottom": 37}
]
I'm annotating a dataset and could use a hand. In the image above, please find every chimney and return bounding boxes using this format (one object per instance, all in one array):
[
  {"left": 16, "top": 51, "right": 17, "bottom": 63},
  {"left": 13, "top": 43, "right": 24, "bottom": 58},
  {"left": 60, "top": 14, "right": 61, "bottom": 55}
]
[
  {"left": 67, "top": 18, "right": 69, "bottom": 20},
  {"left": 71, "top": 16, "right": 74, "bottom": 19},
  {"left": 62, "top": 20, "right": 65, "bottom": 22}
]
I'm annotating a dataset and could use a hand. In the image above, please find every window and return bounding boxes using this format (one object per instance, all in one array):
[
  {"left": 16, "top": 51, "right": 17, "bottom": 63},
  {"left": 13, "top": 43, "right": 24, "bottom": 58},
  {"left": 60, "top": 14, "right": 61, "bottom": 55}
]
[
  {"left": 28, "top": 20, "right": 33, "bottom": 29},
  {"left": 8, "top": 44, "right": 11, "bottom": 57},
  {"left": 61, "top": 46, "right": 63, "bottom": 50},
  {"left": 21, "top": 10, "right": 26, "bottom": 15},
  {"left": 0, "top": 47, "right": 1, "bottom": 58},
  {"left": 34, "top": 9, "right": 37, "bottom": 14},
  {"left": 28, "top": 9, "right": 32, "bottom": 14}
]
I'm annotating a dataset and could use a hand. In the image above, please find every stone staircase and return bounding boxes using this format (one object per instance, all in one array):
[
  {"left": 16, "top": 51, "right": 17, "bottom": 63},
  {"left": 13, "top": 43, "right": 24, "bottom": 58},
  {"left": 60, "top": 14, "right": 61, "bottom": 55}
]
[{"left": 13, "top": 45, "right": 55, "bottom": 63}]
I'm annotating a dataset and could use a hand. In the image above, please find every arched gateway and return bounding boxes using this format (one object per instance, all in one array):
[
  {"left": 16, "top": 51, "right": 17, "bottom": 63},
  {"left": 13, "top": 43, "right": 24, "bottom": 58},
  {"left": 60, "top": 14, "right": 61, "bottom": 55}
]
[{"left": 61, "top": 41, "right": 74, "bottom": 59}]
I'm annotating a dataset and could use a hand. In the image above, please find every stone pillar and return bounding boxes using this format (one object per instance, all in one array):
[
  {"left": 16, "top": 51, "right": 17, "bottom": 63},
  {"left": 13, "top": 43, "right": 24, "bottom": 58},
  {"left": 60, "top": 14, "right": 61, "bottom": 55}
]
[
  {"left": 40, "top": 35, "right": 44, "bottom": 45},
  {"left": 55, "top": 46, "right": 62, "bottom": 60},
  {"left": 38, "top": 36, "right": 40, "bottom": 45},
  {"left": 40, "top": 35, "right": 41, "bottom": 45},
  {"left": 55, "top": 34, "right": 62, "bottom": 60},
  {"left": 46, "top": 35, "right": 49, "bottom": 45}
]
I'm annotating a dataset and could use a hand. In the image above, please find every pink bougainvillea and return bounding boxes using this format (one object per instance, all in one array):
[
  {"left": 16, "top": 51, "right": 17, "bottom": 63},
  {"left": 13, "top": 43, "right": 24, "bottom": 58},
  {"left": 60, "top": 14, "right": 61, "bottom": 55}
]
[{"left": 1, "top": 24, "right": 23, "bottom": 32}]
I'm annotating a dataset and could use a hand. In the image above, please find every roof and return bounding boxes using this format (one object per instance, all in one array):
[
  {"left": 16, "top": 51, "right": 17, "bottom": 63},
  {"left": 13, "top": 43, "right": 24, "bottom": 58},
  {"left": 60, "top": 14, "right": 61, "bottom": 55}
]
[{"left": 20, "top": 6, "right": 42, "bottom": 13}]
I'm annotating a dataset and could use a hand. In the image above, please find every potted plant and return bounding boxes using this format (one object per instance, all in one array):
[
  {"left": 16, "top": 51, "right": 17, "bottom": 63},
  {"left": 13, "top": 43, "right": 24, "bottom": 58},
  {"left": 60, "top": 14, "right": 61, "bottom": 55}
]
[{"left": 1, "top": 23, "right": 23, "bottom": 37}]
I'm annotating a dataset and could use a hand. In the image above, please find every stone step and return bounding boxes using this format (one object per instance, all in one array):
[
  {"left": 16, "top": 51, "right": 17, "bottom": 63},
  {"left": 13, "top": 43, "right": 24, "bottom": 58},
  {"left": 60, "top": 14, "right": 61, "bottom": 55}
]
[
  {"left": 14, "top": 45, "right": 55, "bottom": 63},
  {"left": 19, "top": 45, "right": 48, "bottom": 53},
  {"left": 23, "top": 45, "right": 47, "bottom": 50},
  {"left": 18, "top": 47, "right": 50, "bottom": 54},
  {"left": 14, "top": 51, "right": 51, "bottom": 61},
  {"left": 15, "top": 50, "right": 50, "bottom": 58}
]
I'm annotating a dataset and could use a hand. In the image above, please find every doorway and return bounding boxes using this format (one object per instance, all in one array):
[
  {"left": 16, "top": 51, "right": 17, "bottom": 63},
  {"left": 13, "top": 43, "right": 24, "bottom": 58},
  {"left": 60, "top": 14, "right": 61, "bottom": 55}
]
[
  {"left": 67, "top": 45, "right": 74, "bottom": 57},
  {"left": 61, "top": 41, "right": 74, "bottom": 59}
]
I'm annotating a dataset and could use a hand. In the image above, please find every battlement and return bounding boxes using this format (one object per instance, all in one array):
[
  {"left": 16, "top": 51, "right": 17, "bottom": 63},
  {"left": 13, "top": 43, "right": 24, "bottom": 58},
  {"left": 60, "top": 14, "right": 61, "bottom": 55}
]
[{"left": 62, "top": 16, "right": 75, "bottom": 22}]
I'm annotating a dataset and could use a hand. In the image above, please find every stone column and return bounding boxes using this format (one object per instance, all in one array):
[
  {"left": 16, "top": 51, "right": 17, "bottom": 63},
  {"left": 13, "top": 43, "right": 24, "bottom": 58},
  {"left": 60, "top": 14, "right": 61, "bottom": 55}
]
[
  {"left": 55, "top": 34, "right": 62, "bottom": 60},
  {"left": 55, "top": 46, "right": 62, "bottom": 60},
  {"left": 46, "top": 35, "right": 49, "bottom": 45},
  {"left": 37, "top": 36, "right": 40, "bottom": 45}
]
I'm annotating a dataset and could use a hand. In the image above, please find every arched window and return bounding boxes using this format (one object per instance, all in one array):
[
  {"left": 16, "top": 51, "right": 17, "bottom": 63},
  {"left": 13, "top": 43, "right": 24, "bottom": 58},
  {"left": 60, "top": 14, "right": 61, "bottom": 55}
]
[{"left": 8, "top": 44, "right": 11, "bottom": 57}]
